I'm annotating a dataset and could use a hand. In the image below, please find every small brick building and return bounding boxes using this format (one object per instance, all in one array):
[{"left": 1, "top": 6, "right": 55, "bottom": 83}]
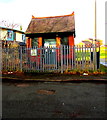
[{"left": 25, "top": 12, "right": 76, "bottom": 48}]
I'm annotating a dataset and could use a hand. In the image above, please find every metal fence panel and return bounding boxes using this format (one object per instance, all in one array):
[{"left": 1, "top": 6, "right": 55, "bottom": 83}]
[{"left": 2, "top": 45, "right": 100, "bottom": 73}]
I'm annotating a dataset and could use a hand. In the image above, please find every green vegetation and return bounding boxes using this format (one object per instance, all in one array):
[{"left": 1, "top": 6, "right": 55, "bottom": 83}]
[
  {"left": 100, "top": 64, "right": 107, "bottom": 73},
  {"left": 75, "top": 45, "right": 107, "bottom": 60},
  {"left": 75, "top": 52, "right": 90, "bottom": 61},
  {"left": 100, "top": 46, "right": 107, "bottom": 59}
]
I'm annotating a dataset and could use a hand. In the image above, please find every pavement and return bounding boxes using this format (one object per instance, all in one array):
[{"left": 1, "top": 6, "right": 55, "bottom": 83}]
[{"left": 1, "top": 72, "right": 107, "bottom": 82}]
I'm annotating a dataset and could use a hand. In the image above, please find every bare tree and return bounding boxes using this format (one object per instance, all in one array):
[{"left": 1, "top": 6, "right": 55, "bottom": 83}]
[{"left": 0, "top": 20, "right": 21, "bottom": 30}]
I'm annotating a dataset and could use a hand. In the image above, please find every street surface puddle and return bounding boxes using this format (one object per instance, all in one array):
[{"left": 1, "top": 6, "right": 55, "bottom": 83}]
[
  {"left": 15, "top": 83, "right": 30, "bottom": 87},
  {"left": 37, "top": 89, "right": 55, "bottom": 95}
]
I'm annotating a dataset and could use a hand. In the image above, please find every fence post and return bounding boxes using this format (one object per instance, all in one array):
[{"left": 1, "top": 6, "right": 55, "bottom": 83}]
[
  {"left": 98, "top": 45, "right": 100, "bottom": 69},
  {"left": 60, "top": 45, "right": 63, "bottom": 73},
  {"left": 20, "top": 46, "right": 23, "bottom": 72},
  {"left": 73, "top": 45, "right": 76, "bottom": 70},
  {"left": 93, "top": 44, "right": 97, "bottom": 70},
  {"left": 0, "top": 40, "right": 2, "bottom": 76},
  {"left": 96, "top": 45, "right": 100, "bottom": 69}
]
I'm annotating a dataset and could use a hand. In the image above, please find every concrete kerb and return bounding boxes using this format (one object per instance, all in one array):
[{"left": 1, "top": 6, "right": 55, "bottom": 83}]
[
  {"left": 1, "top": 76, "right": 107, "bottom": 83},
  {"left": 1, "top": 72, "right": 107, "bottom": 83}
]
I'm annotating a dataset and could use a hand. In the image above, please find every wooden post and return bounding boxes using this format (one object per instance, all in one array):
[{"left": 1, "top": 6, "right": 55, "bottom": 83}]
[
  {"left": 56, "top": 36, "right": 61, "bottom": 64},
  {"left": 26, "top": 37, "right": 29, "bottom": 48},
  {"left": 26, "top": 37, "right": 32, "bottom": 48},
  {"left": 68, "top": 35, "right": 74, "bottom": 46},
  {"left": 68, "top": 35, "right": 74, "bottom": 60},
  {"left": 56, "top": 37, "right": 61, "bottom": 47},
  {"left": 38, "top": 37, "right": 42, "bottom": 48},
  {"left": 30, "top": 38, "right": 32, "bottom": 48},
  {"left": 38, "top": 37, "right": 42, "bottom": 67}
]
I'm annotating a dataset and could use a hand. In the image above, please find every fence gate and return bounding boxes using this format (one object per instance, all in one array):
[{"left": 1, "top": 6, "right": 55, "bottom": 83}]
[{"left": 2, "top": 45, "right": 100, "bottom": 73}]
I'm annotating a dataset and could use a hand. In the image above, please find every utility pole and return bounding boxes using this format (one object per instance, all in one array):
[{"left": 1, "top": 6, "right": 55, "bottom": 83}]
[
  {"left": 95, "top": 0, "right": 97, "bottom": 41},
  {"left": 89, "top": 0, "right": 99, "bottom": 70},
  {"left": 94, "top": 0, "right": 98, "bottom": 70}
]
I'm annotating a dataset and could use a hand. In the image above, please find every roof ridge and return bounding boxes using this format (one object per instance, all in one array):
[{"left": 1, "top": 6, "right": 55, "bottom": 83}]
[{"left": 32, "top": 11, "right": 74, "bottom": 19}]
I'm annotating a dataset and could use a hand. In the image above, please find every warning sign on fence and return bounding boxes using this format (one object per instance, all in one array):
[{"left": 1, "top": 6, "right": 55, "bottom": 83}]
[{"left": 31, "top": 49, "right": 37, "bottom": 56}]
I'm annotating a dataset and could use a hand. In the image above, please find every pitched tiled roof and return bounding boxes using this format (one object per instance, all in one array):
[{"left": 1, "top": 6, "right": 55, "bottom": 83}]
[
  {"left": 82, "top": 41, "right": 92, "bottom": 44},
  {"left": 26, "top": 12, "right": 75, "bottom": 34}
]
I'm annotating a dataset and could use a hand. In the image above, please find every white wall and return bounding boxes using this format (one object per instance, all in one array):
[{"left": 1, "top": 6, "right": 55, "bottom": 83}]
[
  {"left": 16, "top": 32, "right": 23, "bottom": 42},
  {"left": 1, "top": 29, "right": 7, "bottom": 40}
]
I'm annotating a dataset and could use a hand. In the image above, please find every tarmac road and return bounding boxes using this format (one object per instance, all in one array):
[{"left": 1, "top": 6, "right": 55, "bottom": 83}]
[{"left": 2, "top": 81, "right": 107, "bottom": 119}]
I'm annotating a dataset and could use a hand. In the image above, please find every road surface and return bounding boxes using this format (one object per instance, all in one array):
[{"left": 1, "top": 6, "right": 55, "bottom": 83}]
[{"left": 2, "top": 81, "right": 107, "bottom": 119}]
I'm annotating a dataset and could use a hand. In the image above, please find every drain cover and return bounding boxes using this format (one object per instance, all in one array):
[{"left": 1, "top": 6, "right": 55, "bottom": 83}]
[
  {"left": 16, "top": 83, "right": 29, "bottom": 87},
  {"left": 37, "top": 89, "right": 55, "bottom": 95}
]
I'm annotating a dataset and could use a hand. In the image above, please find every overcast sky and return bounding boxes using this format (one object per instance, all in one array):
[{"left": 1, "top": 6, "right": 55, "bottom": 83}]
[{"left": 0, "top": 0, "right": 106, "bottom": 44}]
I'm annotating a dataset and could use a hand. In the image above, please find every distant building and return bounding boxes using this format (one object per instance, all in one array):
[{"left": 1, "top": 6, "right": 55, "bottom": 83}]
[
  {"left": 76, "top": 39, "right": 102, "bottom": 47},
  {"left": 0, "top": 26, "right": 26, "bottom": 47},
  {"left": 82, "top": 40, "right": 92, "bottom": 47},
  {"left": 25, "top": 12, "right": 76, "bottom": 48}
]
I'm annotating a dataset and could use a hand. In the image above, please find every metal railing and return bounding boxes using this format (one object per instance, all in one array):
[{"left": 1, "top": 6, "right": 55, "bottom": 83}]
[{"left": 2, "top": 45, "right": 100, "bottom": 73}]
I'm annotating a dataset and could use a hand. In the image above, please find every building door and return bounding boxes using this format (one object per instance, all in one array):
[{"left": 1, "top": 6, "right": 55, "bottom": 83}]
[{"left": 43, "top": 38, "right": 56, "bottom": 65}]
